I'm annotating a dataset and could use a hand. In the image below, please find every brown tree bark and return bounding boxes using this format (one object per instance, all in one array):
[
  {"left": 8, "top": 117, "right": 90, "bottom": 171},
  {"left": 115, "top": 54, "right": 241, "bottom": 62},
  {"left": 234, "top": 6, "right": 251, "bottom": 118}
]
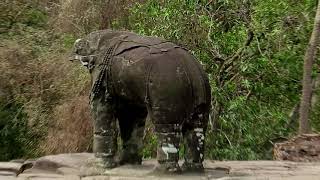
[{"left": 299, "top": 0, "right": 320, "bottom": 134}]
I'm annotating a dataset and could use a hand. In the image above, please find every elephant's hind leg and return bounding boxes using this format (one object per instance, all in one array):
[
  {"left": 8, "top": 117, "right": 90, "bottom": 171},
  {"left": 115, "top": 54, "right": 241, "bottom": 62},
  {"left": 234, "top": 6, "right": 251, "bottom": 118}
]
[
  {"left": 181, "top": 104, "right": 209, "bottom": 172},
  {"left": 149, "top": 106, "right": 183, "bottom": 173},
  {"left": 117, "top": 105, "right": 147, "bottom": 165},
  {"left": 153, "top": 123, "right": 182, "bottom": 173}
]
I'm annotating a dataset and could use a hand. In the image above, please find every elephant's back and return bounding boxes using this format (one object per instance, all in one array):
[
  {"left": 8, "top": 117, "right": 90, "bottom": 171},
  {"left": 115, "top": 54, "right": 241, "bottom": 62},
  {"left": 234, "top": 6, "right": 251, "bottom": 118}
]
[
  {"left": 109, "top": 34, "right": 210, "bottom": 113},
  {"left": 147, "top": 48, "right": 210, "bottom": 110}
]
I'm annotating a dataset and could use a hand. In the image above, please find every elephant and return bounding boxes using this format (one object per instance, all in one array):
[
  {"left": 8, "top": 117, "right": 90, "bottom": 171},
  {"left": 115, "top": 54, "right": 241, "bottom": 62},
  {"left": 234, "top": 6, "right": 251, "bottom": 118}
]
[{"left": 71, "top": 30, "right": 211, "bottom": 173}]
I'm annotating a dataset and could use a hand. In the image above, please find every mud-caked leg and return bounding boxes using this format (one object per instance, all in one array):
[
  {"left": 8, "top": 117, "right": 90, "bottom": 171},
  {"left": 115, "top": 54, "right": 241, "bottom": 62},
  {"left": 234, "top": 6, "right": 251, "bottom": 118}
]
[
  {"left": 182, "top": 109, "right": 208, "bottom": 172},
  {"left": 154, "top": 123, "right": 181, "bottom": 173},
  {"left": 90, "top": 93, "right": 118, "bottom": 168},
  {"left": 118, "top": 106, "right": 147, "bottom": 165}
]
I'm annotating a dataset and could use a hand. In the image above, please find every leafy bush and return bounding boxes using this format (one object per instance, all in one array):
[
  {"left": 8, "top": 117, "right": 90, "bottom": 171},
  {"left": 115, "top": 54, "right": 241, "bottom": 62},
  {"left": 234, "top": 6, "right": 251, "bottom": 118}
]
[
  {"left": 123, "top": 0, "right": 319, "bottom": 159},
  {"left": 0, "top": 101, "right": 39, "bottom": 161},
  {"left": 0, "top": 0, "right": 47, "bottom": 33}
]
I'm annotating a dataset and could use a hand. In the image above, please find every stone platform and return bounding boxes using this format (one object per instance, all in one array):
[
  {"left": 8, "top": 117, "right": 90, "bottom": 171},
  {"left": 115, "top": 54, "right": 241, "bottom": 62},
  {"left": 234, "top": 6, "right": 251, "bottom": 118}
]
[{"left": 1, "top": 153, "right": 320, "bottom": 180}]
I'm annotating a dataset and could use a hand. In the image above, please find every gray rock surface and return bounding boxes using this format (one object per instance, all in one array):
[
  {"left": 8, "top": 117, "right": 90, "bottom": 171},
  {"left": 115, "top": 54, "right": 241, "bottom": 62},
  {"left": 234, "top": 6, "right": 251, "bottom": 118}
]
[
  {"left": 0, "top": 153, "right": 319, "bottom": 179},
  {"left": 0, "top": 162, "right": 23, "bottom": 174},
  {"left": 274, "top": 134, "right": 320, "bottom": 162}
]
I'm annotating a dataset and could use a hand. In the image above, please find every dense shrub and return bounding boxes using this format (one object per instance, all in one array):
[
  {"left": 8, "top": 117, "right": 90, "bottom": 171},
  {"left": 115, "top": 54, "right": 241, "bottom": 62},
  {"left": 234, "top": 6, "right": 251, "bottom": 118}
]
[
  {"left": 124, "top": 0, "right": 319, "bottom": 159},
  {"left": 0, "top": 100, "right": 39, "bottom": 161}
]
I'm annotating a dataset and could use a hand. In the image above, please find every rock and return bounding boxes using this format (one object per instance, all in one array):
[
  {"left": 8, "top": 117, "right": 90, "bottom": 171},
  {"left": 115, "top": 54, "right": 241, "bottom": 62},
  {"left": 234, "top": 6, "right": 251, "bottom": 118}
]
[
  {"left": 18, "top": 173, "right": 80, "bottom": 180},
  {"left": 33, "top": 153, "right": 94, "bottom": 170},
  {"left": 10, "top": 159, "right": 25, "bottom": 164},
  {"left": 273, "top": 134, "right": 320, "bottom": 162},
  {"left": 1, "top": 153, "right": 320, "bottom": 179},
  {"left": 0, "top": 162, "right": 22, "bottom": 172},
  {"left": 0, "top": 171, "right": 16, "bottom": 176},
  {"left": 0, "top": 162, "right": 24, "bottom": 175},
  {"left": 109, "top": 177, "right": 152, "bottom": 180},
  {"left": 0, "top": 176, "right": 21, "bottom": 180},
  {"left": 103, "top": 163, "right": 154, "bottom": 177},
  {"left": 82, "top": 176, "right": 110, "bottom": 180},
  {"left": 27, "top": 153, "right": 104, "bottom": 177},
  {"left": 268, "top": 176, "right": 320, "bottom": 180},
  {"left": 56, "top": 167, "right": 81, "bottom": 175}
]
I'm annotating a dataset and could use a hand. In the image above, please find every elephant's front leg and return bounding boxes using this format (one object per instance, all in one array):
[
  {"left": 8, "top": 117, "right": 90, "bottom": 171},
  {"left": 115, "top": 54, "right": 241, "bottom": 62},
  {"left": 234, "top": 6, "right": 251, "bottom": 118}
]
[{"left": 90, "top": 92, "right": 118, "bottom": 168}]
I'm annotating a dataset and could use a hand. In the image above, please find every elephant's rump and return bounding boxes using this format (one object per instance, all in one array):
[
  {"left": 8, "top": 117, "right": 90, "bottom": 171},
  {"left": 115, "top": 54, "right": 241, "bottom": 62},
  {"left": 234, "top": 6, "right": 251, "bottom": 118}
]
[{"left": 111, "top": 44, "right": 210, "bottom": 122}]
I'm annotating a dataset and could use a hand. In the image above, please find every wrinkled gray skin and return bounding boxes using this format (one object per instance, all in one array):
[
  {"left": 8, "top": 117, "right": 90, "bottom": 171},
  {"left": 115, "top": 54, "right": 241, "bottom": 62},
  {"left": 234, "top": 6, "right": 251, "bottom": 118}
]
[{"left": 71, "top": 30, "right": 211, "bottom": 173}]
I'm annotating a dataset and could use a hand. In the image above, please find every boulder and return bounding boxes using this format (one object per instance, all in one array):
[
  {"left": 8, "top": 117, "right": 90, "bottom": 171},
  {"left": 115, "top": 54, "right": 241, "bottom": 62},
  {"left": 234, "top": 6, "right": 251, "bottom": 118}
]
[{"left": 273, "top": 134, "right": 320, "bottom": 162}]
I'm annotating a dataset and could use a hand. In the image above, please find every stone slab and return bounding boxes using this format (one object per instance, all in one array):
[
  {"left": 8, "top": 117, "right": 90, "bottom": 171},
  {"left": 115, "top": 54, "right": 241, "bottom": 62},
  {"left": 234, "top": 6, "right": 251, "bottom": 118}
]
[
  {"left": 82, "top": 176, "right": 110, "bottom": 180},
  {"left": 1, "top": 153, "right": 320, "bottom": 180},
  {"left": 18, "top": 173, "right": 80, "bottom": 180},
  {"left": 0, "top": 177, "right": 22, "bottom": 180},
  {"left": 0, "top": 162, "right": 23, "bottom": 174},
  {"left": 0, "top": 171, "right": 16, "bottom": 176}
]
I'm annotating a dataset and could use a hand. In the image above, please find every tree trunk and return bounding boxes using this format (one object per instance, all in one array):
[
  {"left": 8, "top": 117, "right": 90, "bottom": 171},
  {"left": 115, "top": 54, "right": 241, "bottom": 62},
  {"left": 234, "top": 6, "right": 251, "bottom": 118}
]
[
  {"left": 311, "top": 72, "right": 320, "bottom": 108},
  {"left": 299, "top": 0, "right": 320, "bottom": 134}
]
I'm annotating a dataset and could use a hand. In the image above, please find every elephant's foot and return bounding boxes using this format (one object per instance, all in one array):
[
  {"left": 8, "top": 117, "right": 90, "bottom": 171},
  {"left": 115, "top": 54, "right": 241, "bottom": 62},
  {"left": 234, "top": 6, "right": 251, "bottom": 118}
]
[
  {"left": 94, "top": 155, "right": 118, "bottom": 169},
  {"left": 119, "top": 152, "right": 142, "bottom": 165},
  {"left": 153, "top": 162, "right": 181, "bottom": 174},
  {"left": 181, "top": 162, "right": 204, "bottom": 173},
  {"left": 102, "top": 158, "right": 118, "bottom": 169}
]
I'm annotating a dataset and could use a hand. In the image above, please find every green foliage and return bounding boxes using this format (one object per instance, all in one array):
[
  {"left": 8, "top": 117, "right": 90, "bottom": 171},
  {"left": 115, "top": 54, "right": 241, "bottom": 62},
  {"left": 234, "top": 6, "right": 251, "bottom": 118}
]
[
  {"left": 62, "top": 34, "right": 77, "bottom": 49},
  {"left": 0, "top": 100, "right": 41, "bottom": 161},
  {"left": 23, "top": 8, "right": 47, "bottom": 27},
  {"left": 142, "top": 131, "right": 157, "bottom": 158},
  {"left": 123, "top": 0, "right": 318, "bottom": 160},
  {"left": 0, "top": 0, "right": 47, "bottom": 33}
]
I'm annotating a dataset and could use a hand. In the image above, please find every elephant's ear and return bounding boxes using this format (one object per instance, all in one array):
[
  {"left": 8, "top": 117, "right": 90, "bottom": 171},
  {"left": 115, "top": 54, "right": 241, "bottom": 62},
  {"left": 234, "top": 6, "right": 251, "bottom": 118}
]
[
  {"left": 86, "top": 30, "right": 110, "bottom": 53},
  {"left": 73, "top": 38, "right": 91, "bottom": 56}
]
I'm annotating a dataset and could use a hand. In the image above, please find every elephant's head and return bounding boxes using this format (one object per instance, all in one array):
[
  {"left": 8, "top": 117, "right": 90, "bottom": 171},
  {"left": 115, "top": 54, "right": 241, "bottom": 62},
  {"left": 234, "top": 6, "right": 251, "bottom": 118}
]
[
  {"left": 70, "top": 30, "right": 106, "bottom": 67},
  {"left": 70, "top": 38, "right": 92, "bottom": 67},
  {"left": 70, "top": 30, "right": 122, "bottom": 67}
]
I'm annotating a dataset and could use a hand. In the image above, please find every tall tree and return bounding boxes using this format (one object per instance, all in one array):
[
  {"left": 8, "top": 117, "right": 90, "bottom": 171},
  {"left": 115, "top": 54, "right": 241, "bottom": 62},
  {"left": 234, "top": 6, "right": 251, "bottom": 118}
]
[{"left": 299, "top": 0, "right": 320, "bottom": 134}]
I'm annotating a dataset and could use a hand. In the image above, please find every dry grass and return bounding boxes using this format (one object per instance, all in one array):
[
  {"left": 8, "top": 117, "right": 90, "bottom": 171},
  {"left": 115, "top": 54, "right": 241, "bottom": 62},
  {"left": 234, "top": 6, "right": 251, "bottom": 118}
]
[
  {"left": 40, "top": 95, "right": 93, "bottom": 154},
  {"left": 0, "top": 41, "right": 31, "bottom": 98},
  {"left": 53, "top": 0, "right": 143, "bottom": 35},
  {"left": 1, "top": 0, "right": 147, "bottom": 157},
  {"left": 0, "top": 33, "right": 92, "bottom": 155}
]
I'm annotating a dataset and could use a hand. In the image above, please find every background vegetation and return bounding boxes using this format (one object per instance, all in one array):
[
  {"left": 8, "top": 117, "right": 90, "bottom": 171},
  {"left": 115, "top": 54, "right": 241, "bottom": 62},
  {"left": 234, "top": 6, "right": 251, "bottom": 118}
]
[{"left": 1, "top": 0, "right": 319, "bottom": 161}]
